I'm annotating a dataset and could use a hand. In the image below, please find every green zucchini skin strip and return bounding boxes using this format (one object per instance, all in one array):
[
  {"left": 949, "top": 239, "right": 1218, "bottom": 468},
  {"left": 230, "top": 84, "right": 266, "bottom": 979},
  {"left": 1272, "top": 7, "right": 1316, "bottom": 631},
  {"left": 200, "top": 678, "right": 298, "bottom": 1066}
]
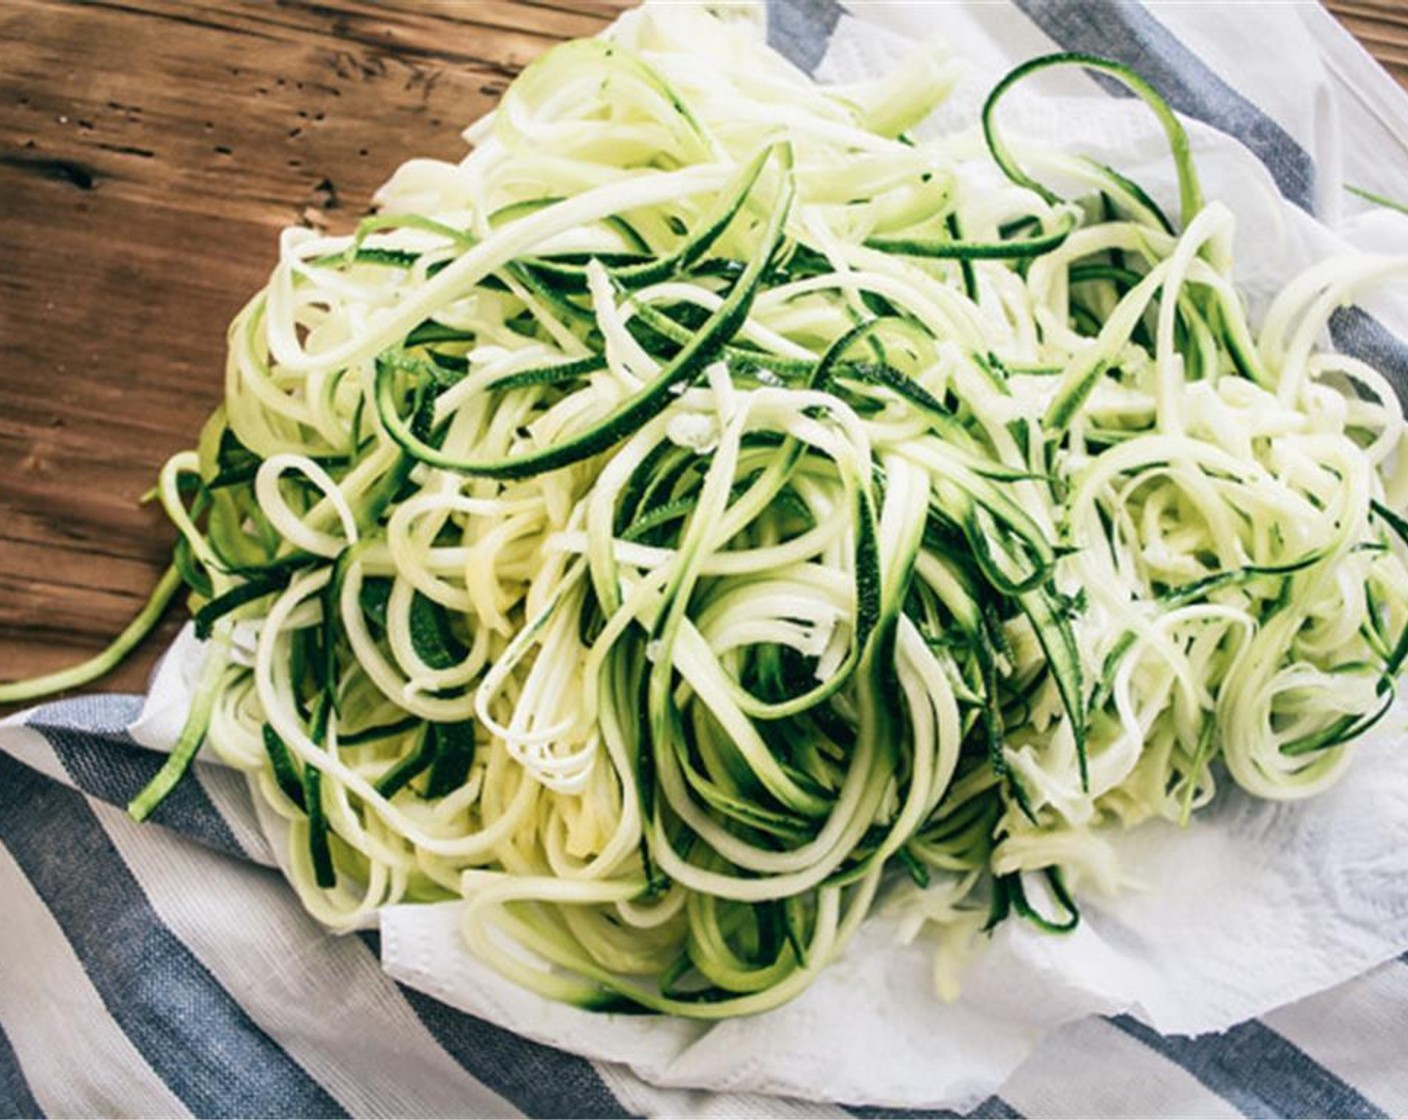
[
  {"left": 1016, "top": 584, "right": 1088, "bottom": 790},
  {"left": 127, "top": 632, "right": 231, "bottom": 823},
  {"left": 262, "top": 725, "right": 309, "bottom": 811},
  {"left": 425, "top": 721, "right": 477, "bottom": 799},
  {"left": 0, "top": 565, "right": 183, "bottom": 706},
  {"left": 373, "top": 144, "right": 795, "bottom": 480},
  {"left": 524, "top": 145, "right": 773, "bottom": 291},
  {"left": 866, "top": 207, "right": 1078, "bottom": 260},
  {"left": 374, "top": 724, "right": 437, "bottom": 798},
  {"left": 983, "top": 51, "right": 1203, "bottom": 229},
  {"left": 303, "top": 764, "right": 337, "bottom": 889},
  {"left": 194, "top": 571, "right": 294, "bottom": 639}
]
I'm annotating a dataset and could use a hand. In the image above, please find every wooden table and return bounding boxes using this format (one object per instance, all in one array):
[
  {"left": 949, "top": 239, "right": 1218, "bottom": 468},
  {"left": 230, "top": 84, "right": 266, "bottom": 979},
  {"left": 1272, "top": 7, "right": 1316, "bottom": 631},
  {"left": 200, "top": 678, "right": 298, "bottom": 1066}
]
[{"left": 1, "top": 0, "right": 1405, "bottom": 703}]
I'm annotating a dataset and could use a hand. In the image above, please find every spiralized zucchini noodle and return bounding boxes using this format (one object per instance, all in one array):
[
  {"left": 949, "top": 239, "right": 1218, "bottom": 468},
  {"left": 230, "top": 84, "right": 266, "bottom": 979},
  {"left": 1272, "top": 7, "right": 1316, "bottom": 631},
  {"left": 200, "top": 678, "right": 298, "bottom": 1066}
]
[{"left": 6, "top": 4, "right": 1408, "bottom": 1015}]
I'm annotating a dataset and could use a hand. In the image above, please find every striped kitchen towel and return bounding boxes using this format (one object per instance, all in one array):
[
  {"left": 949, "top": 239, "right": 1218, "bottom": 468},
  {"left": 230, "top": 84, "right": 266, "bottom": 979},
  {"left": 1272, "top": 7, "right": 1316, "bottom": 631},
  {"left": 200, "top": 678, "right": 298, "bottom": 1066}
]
[{"left": 4, "top": 1, "right": 1408, "bottom": 1116}]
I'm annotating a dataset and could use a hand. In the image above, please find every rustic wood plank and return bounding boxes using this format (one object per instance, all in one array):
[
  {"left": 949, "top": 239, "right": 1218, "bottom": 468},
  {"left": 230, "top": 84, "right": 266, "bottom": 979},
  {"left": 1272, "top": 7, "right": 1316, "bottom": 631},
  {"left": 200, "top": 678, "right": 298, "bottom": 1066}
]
[
  {"left": 1326, "top": 1, "right": 1408, "bottom": 91},
  {"left": 0, "top": 0, "right": 626, "bottom": 704},
  {"left": 0, "top": 0, "right": 1403, "bottom": 711}
]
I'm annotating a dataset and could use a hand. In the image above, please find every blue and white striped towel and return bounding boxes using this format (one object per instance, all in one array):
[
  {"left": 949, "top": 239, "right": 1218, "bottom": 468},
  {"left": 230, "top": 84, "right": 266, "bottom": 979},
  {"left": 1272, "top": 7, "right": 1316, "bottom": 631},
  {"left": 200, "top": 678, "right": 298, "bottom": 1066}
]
[{"left": 5, "top": 2, "right": 1408, "bottom": 1115}]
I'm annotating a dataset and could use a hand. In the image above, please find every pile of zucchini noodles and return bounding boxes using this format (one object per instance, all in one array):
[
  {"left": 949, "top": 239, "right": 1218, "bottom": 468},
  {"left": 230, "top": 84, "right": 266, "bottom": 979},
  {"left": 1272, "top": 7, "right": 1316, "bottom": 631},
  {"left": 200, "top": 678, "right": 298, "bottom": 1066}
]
[{"left": 8, "top": 3, "right": 1408, "bottom": 1015}]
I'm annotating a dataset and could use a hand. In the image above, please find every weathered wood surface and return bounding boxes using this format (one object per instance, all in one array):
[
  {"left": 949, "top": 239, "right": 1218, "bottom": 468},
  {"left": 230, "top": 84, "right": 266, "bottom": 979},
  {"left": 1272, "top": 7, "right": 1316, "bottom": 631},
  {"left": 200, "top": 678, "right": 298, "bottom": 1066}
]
[
  {"left": 0, "top": 0, "right": 628, "bottom": 699},
  {"left": 1, "top": 1, "right": 1405, "bottom": 706},
  {"left": 1326, "top": 1, "right": 1408, "bottom": 90}
]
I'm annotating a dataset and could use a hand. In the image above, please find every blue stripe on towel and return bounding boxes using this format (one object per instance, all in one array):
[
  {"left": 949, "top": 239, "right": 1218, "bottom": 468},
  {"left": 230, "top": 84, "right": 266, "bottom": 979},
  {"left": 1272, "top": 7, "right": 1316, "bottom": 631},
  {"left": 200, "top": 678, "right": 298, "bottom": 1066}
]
[
  {"left": 0, "top": 752, "right": 345, "bottom": 1120},
  {"left": 31, "top": 717, "right": 245, "bottom": 862},
  {"left": 0, "top": 1018, "right": 43, "bottom": 1120},
  {"left": 965, "top": 1096, "right": 1024, "bottom": 1119},
  {"left": 1329, "top": 306, "right": 1408, "bottom": 409},
  {"left": 1012, "top": 0, "right": 1315, "bottom": 211},
  {"left": 359, "top": 931, "right": 634, "bottom": 1119},
  {"left": 30, "top": 696, "right": 246, "bottom": 859},
  {"left": 766, "top": 0, "right": 843, "bottom": 75},
  {"left": 1113, "top": 1014, "right": 1386, "bottom": 1119},
  {"left": 848, "top": 1093, "right": 1022, "bottom": 1119}
]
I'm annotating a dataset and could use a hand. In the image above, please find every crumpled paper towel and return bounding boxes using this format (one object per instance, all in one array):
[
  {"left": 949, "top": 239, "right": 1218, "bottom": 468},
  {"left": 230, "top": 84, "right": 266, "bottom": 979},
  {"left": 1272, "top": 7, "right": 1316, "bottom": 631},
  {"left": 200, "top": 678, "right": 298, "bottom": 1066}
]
[{"left": 118, "top": 5, "right": 1408, "bottom": 1112}]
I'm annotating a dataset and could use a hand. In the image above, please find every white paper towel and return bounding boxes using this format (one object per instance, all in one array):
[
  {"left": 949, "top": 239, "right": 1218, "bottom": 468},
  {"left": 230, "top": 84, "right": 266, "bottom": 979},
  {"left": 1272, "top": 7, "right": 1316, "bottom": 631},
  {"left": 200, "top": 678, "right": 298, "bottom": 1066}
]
[{"left": 119, "top": 5, "right": 1408, "bottom": 1110}]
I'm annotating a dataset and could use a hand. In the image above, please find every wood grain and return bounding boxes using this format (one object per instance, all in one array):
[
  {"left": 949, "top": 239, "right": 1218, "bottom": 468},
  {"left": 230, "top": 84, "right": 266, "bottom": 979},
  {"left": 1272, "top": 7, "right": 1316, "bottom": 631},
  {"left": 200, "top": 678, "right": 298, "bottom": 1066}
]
[
  {"left": 0, "top": 0, "right": 626, "bottom": 704},
  {"left": 1326, "top": 1, "right": 1408, "bottom": 90},
  {"left": 1, "top": 1, "right": 1406, "bottom": 710}
]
